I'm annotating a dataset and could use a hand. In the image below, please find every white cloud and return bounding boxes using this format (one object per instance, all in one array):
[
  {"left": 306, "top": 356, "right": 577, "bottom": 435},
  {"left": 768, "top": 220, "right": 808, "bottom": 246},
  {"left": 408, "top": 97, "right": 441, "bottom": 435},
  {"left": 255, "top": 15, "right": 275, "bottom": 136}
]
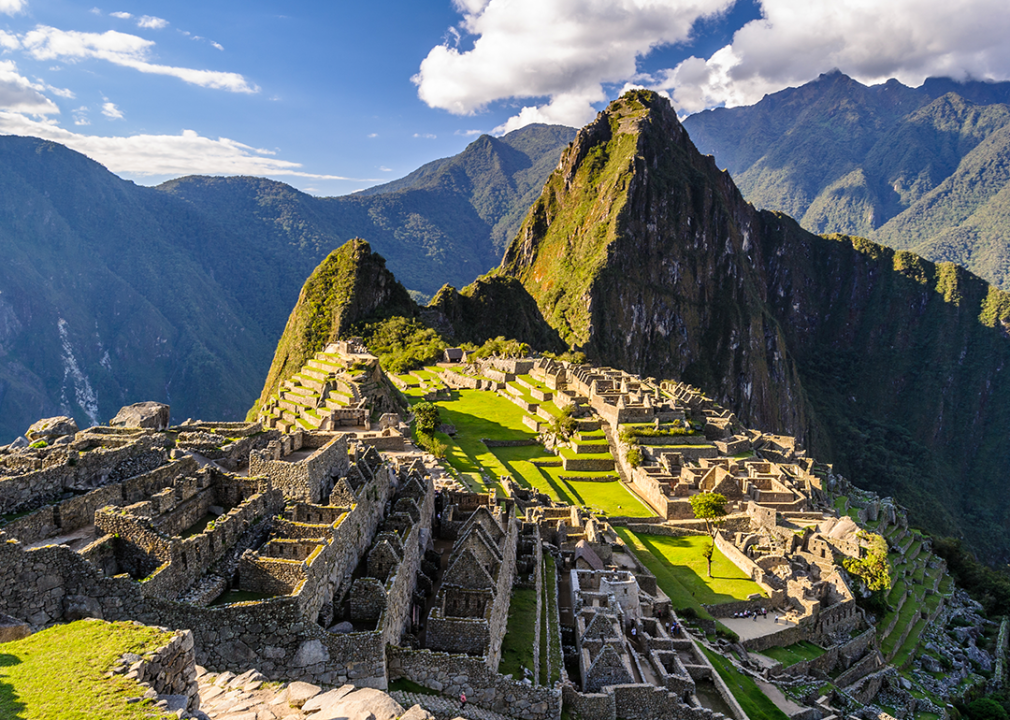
[
  {"left": 0, "top": 0, "right": 25, "bottom": 16},
  {"left": 0, "top": 59, "right": 59, "bottom": 115},
  {"left": 101, "top": 101, "right": 122, "bottom": 119},
  {"left": 662, "top": 0, "right": 1010, "bottom": 113},
  {"left": 455, "top": 128, "right": 482, "bottom": 136},
  {"left": 367, "top": 132, "right": 378, "bottom": 138},
  {"left": 211, "top": 41, "right": 223, "bottom": 51},
  {"left": 137, "top": 15, "right": 168, "bottom": 30},
  {"left": 0, "top": 30, "right": 19, "bottom": 50},
  {"left": 413, "top": 132, "right": 436, "bottom": 139},
  {"left": 0, "top": 110, "right": 360, "bottom": 179},
  {"left": 89, "top": 8, "right": 102, "bottom": 15},
  {"left": 72, "top": 106, "right": 89, "bottom": 125},
  {"left": 379, "top": 166, "right": 392, "bottom": 172},
  {"left": 109, "top": 11, "right": 131, "bottom": 19},
  {"left": 21, "top": 26, "right": 258, "bottom": 93},
  {"left": 414, "top": 0, "right": 735, "bottom": 130},
  {"left": 44, "top": 82, "right": 74, "bottom": 98}
]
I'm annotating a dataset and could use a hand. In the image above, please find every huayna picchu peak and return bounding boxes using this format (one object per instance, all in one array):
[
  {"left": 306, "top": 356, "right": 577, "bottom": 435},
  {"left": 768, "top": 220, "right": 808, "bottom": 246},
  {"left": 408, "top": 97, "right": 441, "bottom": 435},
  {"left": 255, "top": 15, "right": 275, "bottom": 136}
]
[{"left": 425, "top": 90, "right": 1010, "bottom": 565}]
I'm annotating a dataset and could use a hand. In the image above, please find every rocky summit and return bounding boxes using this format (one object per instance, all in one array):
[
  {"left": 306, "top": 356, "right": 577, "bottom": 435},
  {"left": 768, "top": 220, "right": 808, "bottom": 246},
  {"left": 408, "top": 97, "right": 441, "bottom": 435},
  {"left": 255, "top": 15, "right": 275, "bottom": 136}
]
[{"left": 432, "top": 90, "right": 1010, "bottom": 563}]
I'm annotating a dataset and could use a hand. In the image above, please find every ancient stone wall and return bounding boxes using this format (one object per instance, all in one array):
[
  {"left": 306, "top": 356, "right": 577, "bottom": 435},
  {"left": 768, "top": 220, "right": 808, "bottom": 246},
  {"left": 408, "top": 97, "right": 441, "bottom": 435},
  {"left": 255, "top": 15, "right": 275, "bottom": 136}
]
[
  {"left": 0, "top": 441, "right": 165, "bottom": 514},
  {"left": 248, "top": 434, "right": 349, "bottom": 503},
  {"left": 121, "top": 624, "right": 201, "bottom": 712},
  {"left": 388, "top": 646, "right": 562, "bottom": 720},
  {"left": 0, "top": 530, "right": 389, "bottom": 687}
]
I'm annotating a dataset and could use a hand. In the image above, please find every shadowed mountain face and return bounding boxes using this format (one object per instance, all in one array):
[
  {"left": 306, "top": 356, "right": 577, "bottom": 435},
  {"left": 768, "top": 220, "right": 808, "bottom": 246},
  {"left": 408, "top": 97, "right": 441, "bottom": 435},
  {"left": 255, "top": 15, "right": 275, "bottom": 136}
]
[
  {"left": 437, "top": 90, "right": 1010, "bottom": 561},
  {"left": 683, "top": 71, "right": 1010, "bottom": 290},
  {"left": 0, "top": 126, "right": 574, "bottom": 442}
]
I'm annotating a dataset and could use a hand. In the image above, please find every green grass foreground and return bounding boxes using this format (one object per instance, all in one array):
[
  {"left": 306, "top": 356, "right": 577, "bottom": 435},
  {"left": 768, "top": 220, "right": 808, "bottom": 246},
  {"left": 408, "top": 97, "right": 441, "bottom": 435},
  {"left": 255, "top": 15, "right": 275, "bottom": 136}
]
[
  {"left": 0, "top": 620, "right": 176, "bottom": 720},
  {"left": 499, "top": 587, "right": 538, "bottom": 680},
  {"left": 701, "top": 646, "right": 790, "bottom": 720}
]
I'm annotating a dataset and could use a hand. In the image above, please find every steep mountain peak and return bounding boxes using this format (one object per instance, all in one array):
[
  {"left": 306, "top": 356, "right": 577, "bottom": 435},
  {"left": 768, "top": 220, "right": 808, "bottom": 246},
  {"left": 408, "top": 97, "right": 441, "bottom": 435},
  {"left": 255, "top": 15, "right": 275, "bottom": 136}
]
[
  {"left": 499, "top": 90, "right": 805, "bottom": 432},
  {"left": 253, "top": 238, "right": 415, "bottom": 414}
]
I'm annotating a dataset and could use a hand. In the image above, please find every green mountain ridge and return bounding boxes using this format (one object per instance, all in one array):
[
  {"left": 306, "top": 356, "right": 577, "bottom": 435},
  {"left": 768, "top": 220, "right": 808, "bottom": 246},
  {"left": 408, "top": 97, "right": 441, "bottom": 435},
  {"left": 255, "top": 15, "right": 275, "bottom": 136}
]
[
  {"left": 0, "top": 125, "right": 574, "bottom": 442},
  {"left": 683, "top": 71, "right": 1010, "bottom": 289}
]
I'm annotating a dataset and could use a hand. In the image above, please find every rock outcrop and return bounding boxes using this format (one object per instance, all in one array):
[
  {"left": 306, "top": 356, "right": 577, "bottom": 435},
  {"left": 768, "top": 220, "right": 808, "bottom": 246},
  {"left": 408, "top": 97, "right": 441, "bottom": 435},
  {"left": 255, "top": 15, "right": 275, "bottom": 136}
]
[{"left": 110, "top": 401, "right": 171, "bottom": 430}]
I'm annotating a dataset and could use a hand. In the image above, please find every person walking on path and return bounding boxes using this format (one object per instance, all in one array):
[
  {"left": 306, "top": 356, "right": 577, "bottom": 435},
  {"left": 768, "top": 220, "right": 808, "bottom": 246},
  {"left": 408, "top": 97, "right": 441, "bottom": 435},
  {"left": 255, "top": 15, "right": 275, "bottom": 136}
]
[{"left": 460, "top": 692, "right": 467, "bottom": 710}]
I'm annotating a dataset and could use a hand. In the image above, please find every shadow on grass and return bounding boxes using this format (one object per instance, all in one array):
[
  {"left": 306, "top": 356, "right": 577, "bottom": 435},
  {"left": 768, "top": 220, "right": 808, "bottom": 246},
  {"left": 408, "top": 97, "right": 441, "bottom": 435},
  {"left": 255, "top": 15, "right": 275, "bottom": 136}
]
[{"left": 0, "top": 653, "right": 26, "bottom": 720}]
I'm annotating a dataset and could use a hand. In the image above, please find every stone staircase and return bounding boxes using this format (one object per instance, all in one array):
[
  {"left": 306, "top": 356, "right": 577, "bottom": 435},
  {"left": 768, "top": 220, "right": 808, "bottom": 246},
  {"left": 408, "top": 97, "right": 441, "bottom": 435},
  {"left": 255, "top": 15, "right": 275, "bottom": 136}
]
[
  {"left": 260, "top": 351, "right": 362, "bottom": 433},
  {"left": 389, "top": 690, "right": 516, "bottom": 720}
]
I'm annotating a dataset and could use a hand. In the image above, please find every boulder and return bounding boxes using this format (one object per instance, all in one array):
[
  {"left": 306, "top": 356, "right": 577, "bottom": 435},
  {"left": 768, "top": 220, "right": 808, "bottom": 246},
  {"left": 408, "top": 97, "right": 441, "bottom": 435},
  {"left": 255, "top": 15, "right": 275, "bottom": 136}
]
[
  {"left": 305, "top": 687, "right": 403, "bottom": 720},
  {"left": 286, "top": 681, "right": 322, "bottom": 708},
  {"left": 8, "top": 436, "right": 28, "bottom": 450},
  {"left": 329, "top": 621, "right": 354, "bottom": 634},
  {"left": 26, "top": 416, "right": 79, "bottom": 441},
  {"left": 0, "top": 614, "right": 32, "bottom": 643},
  {"left": 400, "top": 705, "right": 435, "bottom": 720},
  {"left": 64, "top": 595, "right": 103, "bottom": 621},
  {"left": 110, "top": 402, "right": 170, "bottom": 431}
]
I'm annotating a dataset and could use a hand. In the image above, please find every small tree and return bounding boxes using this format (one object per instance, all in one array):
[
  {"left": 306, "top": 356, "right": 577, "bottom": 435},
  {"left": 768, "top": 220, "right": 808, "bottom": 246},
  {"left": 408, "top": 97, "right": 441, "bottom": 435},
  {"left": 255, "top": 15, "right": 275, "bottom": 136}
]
[
  {"left": 689, "top": 492, "right": 727, "bottom": 536},
  {"left": 690, "top": 492, "right": 727, "bottom": 578},
  {"left": 702, "top": 540, "right": 716, "bottom": 578},
  {"left": 413, "top": 401, "right": 440, "bottom": 436}
]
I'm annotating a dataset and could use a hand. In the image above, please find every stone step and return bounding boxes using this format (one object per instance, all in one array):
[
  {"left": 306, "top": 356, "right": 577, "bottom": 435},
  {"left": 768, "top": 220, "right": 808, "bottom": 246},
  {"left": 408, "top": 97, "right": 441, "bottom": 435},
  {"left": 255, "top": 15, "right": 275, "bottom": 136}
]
[
  {"left": 388, "top": 690, "right": 515, "bottom": 720},
  {"left": 300, "top": 366, "right": 330, "bottom": 382},
  {"left": 292, "top": 373, "right": 326, "bottom": 392},
  {"left": 307, "top": 357, "right": 344, "bottom": 374},
  {"left": 283, "top": 384, "right": 317, "bottom": 399}
]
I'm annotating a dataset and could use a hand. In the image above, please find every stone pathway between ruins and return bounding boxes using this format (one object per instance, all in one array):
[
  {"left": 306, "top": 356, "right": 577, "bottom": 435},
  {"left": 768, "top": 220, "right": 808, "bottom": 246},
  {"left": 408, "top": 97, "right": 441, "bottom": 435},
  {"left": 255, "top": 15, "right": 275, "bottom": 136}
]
[
  {"left": 191, "top": 667, "right": 495, "bottom": 720},
  {"left": 389, "top": 691, "right": 511, "bottom": 720}
]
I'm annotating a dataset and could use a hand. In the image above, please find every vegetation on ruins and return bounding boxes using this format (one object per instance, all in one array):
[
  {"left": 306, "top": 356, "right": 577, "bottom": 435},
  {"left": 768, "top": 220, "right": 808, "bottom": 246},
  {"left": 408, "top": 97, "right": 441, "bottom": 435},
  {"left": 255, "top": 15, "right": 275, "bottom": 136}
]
[
  {"left": 625, "top": 444, "right": 642, "bottom": 468},
  {"left": 361, "top": 316, "right": 448, "bottom": 374},
  {"left": 841, "top": 531, "right": 892, "bottom": 592},
  {"left": 459, "top": 336, "right": 531, "bottom": 359},
  {"left": 0, "top": 620, "right": 176, "bottom": 720},
  {"left": 412, "top": 401, "right": 440, "bottom": 435},
  {"left": 618, "top": 421, "right": 693, "bottom": 443},
  {"left": 547, "top": 404, "right": 577, "bottom": 439}
]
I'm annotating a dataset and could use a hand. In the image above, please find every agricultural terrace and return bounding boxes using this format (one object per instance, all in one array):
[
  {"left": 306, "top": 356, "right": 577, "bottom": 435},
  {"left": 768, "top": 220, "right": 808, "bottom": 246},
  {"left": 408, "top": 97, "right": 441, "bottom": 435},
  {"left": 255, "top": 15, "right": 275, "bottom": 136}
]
[{"left": 395, "top": 370, "right": 653, "bottom": 517}]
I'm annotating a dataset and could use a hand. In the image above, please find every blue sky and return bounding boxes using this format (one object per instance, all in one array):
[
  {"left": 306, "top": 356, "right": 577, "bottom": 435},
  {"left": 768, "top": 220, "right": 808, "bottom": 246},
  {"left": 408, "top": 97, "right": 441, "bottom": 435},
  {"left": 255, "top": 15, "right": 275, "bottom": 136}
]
[{"left": 0, "top": 0, "right": 1006, "bottom": 196}]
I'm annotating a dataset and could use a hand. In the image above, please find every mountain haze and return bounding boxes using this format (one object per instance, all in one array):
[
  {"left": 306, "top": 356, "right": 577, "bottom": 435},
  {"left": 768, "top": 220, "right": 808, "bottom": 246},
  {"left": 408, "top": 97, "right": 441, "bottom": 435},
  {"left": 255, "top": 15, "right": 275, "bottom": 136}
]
[
  {"left": 683, "top": 71, "right": 1010, "bottom": 288},
  {"left": 0, "top": 126, "right": 573, "bottom": 442}
]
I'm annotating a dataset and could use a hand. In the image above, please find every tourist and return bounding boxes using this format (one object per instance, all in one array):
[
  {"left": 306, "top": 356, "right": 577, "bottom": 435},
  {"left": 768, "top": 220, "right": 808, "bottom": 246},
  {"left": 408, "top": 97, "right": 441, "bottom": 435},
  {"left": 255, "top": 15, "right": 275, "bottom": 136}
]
[{"left": 460, "top": 692, "right": 467, "bottom": 709}]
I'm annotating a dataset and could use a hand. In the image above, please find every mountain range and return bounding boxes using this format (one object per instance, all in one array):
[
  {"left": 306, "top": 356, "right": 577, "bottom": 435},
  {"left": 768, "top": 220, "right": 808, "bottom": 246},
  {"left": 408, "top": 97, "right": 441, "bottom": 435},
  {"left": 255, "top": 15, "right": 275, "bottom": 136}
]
[
  {"left": 267, "top": 90, "right": 1010, "bottom": 562},
  {"left": 0, "top": 125, "right": 574, "bottom": 443},
  {"left": 684, "top": 70, "right": 1010, "bottom": 289}
]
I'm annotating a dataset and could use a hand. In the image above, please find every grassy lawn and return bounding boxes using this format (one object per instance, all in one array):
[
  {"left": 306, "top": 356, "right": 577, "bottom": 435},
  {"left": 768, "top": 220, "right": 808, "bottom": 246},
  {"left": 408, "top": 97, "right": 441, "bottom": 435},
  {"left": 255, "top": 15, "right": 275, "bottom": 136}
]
[
  {"left": 701, "top": 646, "right": 790, "bottom": 720},
  {"left": 635, "top": 533, "right": 766, "bottom": 605},
  {"left": 499, "top": 587, "right": 538, "bottom": 680},
  {"left": 0, "top": 620, "right": 177, "bottom": 720},
  {"left": 759, "top": 641, "right": 826, "bottom": 667},
  {"left": 615, "top": 528, "right": 713, "bottom": 620},
  {"left": 544, "top": 554, "right": 561, "bottom": 685}
]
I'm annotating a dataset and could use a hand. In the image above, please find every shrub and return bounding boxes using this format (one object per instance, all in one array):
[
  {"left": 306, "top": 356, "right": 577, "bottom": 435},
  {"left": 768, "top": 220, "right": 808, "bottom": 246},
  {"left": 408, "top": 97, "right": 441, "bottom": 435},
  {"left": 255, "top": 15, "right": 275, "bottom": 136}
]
[
  {"left": 626, "top": 445, "right": 643, "bottom": 468},
  {"left": 28, "top": 439, "right": 48, "bottom": 449},
  {"left": 413, "top": 402, "right": 440, "bottom": 435}
]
